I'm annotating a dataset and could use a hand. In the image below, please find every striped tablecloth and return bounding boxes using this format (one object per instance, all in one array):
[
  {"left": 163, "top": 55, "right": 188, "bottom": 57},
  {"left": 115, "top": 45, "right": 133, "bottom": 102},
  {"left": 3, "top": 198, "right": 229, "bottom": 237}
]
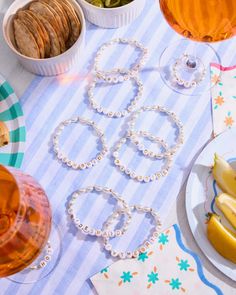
[{"left": 2, "top": 1, "right": 236, "bottom": 294}]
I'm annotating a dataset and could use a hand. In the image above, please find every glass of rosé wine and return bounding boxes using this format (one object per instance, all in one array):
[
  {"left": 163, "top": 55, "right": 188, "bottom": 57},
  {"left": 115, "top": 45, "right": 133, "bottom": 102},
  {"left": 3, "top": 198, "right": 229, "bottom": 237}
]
[
  {"left": 158, "top": 0, "right": 236, "bottom": 95},
  {"left": 0, "top": 165, "right": 61, "bottom": 283}
]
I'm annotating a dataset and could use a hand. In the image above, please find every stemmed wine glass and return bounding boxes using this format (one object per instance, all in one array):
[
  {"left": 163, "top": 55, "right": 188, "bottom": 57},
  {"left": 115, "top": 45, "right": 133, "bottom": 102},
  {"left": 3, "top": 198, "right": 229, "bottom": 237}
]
[
  {"left": 159, "top": 0, "right": 236, "bottom": 95},
  {"left": 0, "top": 165, "right": 61, "bottom": 283}
]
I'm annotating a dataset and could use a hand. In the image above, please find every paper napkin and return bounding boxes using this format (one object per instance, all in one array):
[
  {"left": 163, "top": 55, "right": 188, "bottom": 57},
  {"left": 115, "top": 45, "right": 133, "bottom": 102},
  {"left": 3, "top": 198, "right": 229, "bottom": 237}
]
[
  {"left": 211, "top": 64, "right": 236, "bottom": 137},
  {"left": 90, "top": 224, "right": 222, "bottom": 295}
]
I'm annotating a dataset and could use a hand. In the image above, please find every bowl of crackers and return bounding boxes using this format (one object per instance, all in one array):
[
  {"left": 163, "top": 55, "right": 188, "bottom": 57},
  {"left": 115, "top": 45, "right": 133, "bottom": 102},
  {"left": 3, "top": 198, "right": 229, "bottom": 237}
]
[
  {"left": 76, "top": 0, "right": 144, "bottom": 28},
  {"left": 3, "top": 0, "right": 85, "bottom": 76}
]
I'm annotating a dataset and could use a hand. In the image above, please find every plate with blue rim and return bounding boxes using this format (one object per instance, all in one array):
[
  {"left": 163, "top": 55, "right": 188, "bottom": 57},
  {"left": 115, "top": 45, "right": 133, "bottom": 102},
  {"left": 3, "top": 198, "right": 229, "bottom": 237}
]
[
  {"left": 0, "top": 74, "right": 26, "bottom": 168},
  {"left": 186, "top": 127, "right": 236, "bottom": 281}
]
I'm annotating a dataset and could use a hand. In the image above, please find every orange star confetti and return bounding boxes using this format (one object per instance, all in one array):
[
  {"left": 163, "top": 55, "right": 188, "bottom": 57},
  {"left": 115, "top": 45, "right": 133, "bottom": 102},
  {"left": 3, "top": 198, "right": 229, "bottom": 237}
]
[
  {"left": 211, "top": 74, "right": 220, "bottom": 84},
  {"left": 214, "top": 96, "right": 224, "bottom": 106},
  {"left": 224, "top": 116, "right": 234, "bottom": 127}
]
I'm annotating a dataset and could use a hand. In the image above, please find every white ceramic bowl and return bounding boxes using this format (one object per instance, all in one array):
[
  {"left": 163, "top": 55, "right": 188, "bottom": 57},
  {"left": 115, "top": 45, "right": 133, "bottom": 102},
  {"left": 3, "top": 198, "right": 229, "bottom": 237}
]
[
  {"left": 3, "top": 0, "right": 86, "bottom": 76},
  {"left": 76, "top": 0, "right": 144, "bottom": 28}
]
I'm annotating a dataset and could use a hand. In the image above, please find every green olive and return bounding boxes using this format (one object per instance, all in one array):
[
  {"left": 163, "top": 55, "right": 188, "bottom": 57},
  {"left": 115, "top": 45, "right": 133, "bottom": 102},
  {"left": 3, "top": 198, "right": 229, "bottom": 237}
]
[
  {"left": 105, "top": 0, "right": 121, "bottom": 8},
  {"left": 90, "top": 0, "right": 104, "bottom": 7}
]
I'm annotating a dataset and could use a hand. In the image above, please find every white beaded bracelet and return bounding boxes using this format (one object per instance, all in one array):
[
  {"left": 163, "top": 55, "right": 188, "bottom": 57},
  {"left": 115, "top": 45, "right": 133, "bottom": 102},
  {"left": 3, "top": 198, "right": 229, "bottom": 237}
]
[
  {"left": 93, "top": 38, "right": 148, "bottom": 80},
  {"left": 112, "top": 136, "right": 172, "bottom": 183},
  {"left": 88, "top": 69, "right": 144, "bottom": 118},
  {"left": 29, "top": 241, "right": 53, "bottom": 270},
  {"left": 172, "top": 54, "right": 206, "bottom": 88},
  {"left": 127, "top": 105, "right": 184, "bottom": 157},
  {"left": 103, "top": 204, "right": 162, "bottom": 259},
  {"left": 67, "top": 186, "right": 132, "bottom": 237},
  {"left": 52, "top": 117, "right": 108, "bottom": 170},
  {"left": 126, "top": 130, "right": 169, "bottom": 159}
]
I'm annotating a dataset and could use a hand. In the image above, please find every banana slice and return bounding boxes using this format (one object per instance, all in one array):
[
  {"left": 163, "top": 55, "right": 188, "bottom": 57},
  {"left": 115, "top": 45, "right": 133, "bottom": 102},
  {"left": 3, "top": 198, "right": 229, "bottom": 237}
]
[
  {"left": 212, "top": 153, "right": 236, "bottom": 198},
  {"left": 216, "top": 193, "right": 236, "bottom": 229},
  {"left": 207, "top": 213, "right": 236, "bottom": 263},
  {"left": 0, "top": 121, "right": 9, "bottom": 147}
]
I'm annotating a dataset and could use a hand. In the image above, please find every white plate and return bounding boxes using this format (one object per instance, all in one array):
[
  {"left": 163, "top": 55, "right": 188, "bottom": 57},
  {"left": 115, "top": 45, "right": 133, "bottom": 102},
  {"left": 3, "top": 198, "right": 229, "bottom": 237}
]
[{"left": 186, "top": 127, "right": 236, "bottom": 281}]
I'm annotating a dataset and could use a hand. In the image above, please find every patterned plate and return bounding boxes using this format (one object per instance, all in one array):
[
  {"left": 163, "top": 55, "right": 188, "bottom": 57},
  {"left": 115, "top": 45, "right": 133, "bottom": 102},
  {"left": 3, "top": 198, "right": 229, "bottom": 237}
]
[
  {"left": 0, "top": 74, "right": 26, "bottom": 168},
  {"left": 186, "top": 128, "right": 236, "bottom": 281}
]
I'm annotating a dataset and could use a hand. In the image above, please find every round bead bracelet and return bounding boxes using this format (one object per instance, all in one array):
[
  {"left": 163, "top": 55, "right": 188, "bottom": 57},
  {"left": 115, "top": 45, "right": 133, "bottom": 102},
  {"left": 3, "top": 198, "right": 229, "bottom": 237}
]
[
  {"left": 29, "top": 241, "right": 53, "bottom": 270},
  {"left": 103, "top": 204, "right": 162, "bottom": 259},
  {"left": 126, "top": 130, "right": 169, "bottom": 160},
  {"left": 52, "top": 117, "right": 108, "bottom": 170},
  {"left": 127, "top": 105, "right": 184, "bottom": 157},
  {"left": 88, "top": 69, "right": 144, "bottom": 118},
  {"left": 172, "top": 54, "right": 206, "bottom": 88},
  {"left": 112, "top": 136, "right": 172, "bottom": 183},
  {"left": 93, "top": 38, "right": 148, "bottom": 80},
  {"left": 67, "top": 186, "right": 132, "bottom": 237}
]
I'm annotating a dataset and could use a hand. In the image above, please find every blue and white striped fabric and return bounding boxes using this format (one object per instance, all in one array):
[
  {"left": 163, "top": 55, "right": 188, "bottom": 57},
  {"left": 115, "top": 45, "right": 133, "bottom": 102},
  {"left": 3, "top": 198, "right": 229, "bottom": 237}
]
[{"left": 2, "top": 1, "right": 236, "bottom": 294}]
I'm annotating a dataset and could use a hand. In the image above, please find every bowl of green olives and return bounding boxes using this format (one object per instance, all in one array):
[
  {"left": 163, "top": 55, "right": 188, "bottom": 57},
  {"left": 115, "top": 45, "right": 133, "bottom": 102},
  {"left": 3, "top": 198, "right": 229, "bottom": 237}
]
[{"left": 76, "top": 0, "right": 144, "bottom": 28}]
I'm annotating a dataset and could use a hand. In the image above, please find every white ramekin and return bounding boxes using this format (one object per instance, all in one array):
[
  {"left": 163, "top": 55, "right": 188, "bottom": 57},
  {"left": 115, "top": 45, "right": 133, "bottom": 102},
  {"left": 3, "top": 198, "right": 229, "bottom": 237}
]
[
  {"left": 76, "top": 0, "right": 144, "bottom": 28},
  {"left": 2, "top": 0, "right": 86, "bottom": 76}
]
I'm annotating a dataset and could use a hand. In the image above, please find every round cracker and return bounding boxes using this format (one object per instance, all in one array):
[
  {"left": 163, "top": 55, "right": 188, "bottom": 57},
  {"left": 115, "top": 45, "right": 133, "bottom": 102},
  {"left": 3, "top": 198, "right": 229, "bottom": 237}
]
[
  {"left": 40, "top": 0, "right": 66, "bottom": 44},
  {"left": 13, "top": 18, "right": 40, "bottom": 59},
  {"left": 17, "top": 10, "right": 45, "bottom": 58},
  {"left": 24, "top": 10, "right": 51, "bottom": 58},
  {"left": 32, "top": 12, "right": 60, "bottom": 57},
  {"left": 29, "top": 1, "right": 65, "bottom": 53},
  {"left": 58, "top": 0, "right": 81, "bottom": 48},
  {"left": 41, "top": 0, "right": 70, "bottom": 42}
]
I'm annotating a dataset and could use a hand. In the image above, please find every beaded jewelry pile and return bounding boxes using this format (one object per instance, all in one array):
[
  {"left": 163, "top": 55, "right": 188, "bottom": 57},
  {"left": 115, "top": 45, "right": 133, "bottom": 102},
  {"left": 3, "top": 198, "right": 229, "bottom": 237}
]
[
  {"left": 88, "top": 38, "right": 147, "bottom": 117},
  {"left": 88, "top": 38, "right": 183, "bottom": 182},
  {"left": 112, "top": 105, "right": 183, "bottom": 183},
  {"left": 52, "top": 38, "right": 184, "bottom": 183},
  {"left": 67, "top": 186, "right": 162, "bottom": 259}
]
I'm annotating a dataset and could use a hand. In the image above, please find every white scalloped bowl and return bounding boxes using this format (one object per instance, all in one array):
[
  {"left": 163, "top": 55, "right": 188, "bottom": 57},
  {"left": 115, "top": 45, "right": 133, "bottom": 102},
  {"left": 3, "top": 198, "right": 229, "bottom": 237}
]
[
  {"left": 76, "top": 0, "right": 144, "bottom": 28},
  {"left": 3, "top": 0, "right": 86, "bottom": 76}
]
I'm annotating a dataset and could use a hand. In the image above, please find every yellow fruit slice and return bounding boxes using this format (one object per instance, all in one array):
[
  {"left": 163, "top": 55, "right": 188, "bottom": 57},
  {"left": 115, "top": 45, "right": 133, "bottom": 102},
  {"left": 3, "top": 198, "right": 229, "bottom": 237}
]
[
  {"left": 216, "top": 193, "right": 236, "bottom": 229},
  {"left": 207, "top": 213, "right": 236, "bottom": 263},
  {"left": 0, "top": 121, "right": 9, "bottom": 147},
  {"left": 212, "top": 153, "right": 236, "bottom": 198}
]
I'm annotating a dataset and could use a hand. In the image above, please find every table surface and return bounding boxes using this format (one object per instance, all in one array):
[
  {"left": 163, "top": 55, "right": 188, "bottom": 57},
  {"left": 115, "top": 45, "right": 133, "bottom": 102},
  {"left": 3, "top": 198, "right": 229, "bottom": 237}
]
[{"left": 1, "top": 1, "right": 236, "bottom": 294}]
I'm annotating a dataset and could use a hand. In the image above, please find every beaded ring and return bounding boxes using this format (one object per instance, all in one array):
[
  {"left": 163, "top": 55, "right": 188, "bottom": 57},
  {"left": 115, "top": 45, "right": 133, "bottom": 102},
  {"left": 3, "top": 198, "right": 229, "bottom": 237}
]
[
  {"left": 93, "top": 38, "right": 148, "bottom": 80},
  {"left": 67, "top": 186, "right": 132, "bottom": 237},
  {"left": 52, "top": 117, "right": 108, "bottom": 170},
  {"left": 112, "top": 136, "right": 172, "bottom": 183},
  {"left": 29, "top": 241, "right": 53, "bottom": 270},
  {"left": 127, "top": 105, "right": 184, "bottom": 157},
  {"left": 103, "top": 204, "right": 162, "bottom": 259},
  {"left": 88, "top": 69, "right": 144, "bottom": 118},
  {"left": 172, "top": 54, "right": 206, "bottom": 88}
]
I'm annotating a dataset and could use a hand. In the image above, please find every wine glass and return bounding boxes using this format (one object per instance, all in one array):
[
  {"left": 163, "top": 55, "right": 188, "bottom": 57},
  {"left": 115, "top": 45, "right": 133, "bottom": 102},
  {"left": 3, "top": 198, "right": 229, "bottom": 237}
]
[
  {"left": 158, "top": 0, "right": 236, "bottom": 95},
  {"left": 0, "top": 165, "right": 61, "bottom": 283}
]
